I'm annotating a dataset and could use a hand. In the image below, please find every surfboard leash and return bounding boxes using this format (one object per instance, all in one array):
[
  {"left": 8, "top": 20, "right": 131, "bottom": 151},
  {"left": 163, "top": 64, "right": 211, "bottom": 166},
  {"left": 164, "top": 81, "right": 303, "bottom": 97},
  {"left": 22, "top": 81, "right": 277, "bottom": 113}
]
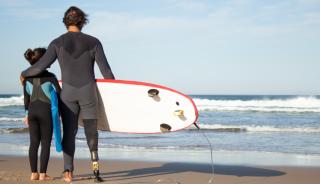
[
  {"left": 140, "top": 123, "right": 214, "bottom": 184},
  {"left": 194, "top": 123, "right": 215, "bottom": 184}
]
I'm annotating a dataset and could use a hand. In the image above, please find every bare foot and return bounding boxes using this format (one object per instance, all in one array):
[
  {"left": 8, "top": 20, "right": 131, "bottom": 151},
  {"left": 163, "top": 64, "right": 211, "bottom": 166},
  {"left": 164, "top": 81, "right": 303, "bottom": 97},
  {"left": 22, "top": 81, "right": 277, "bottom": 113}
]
[
  {"left": 62, "top": 170, "right": 73, "bottom": 182},
  {"left": 30, "top": 172, "right": 39, "bottom": 180},
  {"left": 39, "top": 173, "right": 53, "bottom": 181}
]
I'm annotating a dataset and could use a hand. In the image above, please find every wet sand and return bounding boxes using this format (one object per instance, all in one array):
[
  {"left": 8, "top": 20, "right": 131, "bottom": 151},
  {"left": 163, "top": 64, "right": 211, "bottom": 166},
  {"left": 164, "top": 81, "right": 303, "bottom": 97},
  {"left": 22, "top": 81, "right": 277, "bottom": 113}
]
[{"left": 0, "top": 155, "right": 319, "bottom": 184}]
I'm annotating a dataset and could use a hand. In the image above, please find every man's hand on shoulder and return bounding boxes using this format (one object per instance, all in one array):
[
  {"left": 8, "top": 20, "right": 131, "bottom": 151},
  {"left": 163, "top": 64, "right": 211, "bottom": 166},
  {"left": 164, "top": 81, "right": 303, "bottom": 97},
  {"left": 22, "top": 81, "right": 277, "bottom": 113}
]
[{"left": 20, "top": 75, "right": 25, "bottom": 85}]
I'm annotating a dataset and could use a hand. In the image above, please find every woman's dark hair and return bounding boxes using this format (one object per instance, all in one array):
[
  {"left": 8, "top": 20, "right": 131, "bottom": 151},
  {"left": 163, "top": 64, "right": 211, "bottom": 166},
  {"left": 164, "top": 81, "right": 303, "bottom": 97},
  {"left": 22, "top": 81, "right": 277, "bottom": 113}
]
[
  {"left": 63, "top": 6, "right": 88, "bottom": 30},
  {"left": 24, "top": 48, "right": 46, "bottom": 65}
]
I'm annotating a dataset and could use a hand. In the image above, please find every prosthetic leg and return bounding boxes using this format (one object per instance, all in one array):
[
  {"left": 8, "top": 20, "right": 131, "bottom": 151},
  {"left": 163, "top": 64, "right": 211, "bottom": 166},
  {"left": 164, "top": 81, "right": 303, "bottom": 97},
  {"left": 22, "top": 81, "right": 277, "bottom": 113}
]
[
  {"left": 84, "top": 119, "right": 103, "bottom": 183},
  {"left": 91, "top": 151, "right": 103, "bottom": 183}
]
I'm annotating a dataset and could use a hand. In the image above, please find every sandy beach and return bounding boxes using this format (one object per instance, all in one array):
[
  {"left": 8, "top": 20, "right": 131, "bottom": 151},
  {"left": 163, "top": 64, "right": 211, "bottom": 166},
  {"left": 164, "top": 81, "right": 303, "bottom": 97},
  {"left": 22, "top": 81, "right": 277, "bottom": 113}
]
[{"left": 0, "top": 155, "right": 319, "bottom": 184}]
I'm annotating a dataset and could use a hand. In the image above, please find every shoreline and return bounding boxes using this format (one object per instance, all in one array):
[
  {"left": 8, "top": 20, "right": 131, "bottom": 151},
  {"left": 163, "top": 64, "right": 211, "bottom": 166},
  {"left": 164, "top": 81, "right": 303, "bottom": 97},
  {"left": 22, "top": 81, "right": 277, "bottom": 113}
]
[
  {"left": 0, "top": 155, "right": 319, "bottom": 184},
  {"left": 1, "top": 143, "right": 320, "bottom": 167}
]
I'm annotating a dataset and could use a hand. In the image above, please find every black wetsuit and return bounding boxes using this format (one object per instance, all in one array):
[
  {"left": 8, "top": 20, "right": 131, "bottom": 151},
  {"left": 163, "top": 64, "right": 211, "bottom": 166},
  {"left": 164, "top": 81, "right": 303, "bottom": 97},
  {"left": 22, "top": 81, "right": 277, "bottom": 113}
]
[
  {"left": 21, "top": 32, "right": 115, "bottom": 171},
  {"left": 23, "top": 71, "right": 61, "bottom": 173}
]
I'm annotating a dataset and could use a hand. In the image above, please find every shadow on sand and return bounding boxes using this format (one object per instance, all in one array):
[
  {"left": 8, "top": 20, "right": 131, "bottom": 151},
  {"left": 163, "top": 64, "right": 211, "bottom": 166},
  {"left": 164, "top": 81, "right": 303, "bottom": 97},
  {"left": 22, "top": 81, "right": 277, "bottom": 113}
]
[{"left": 72, "top": 162, "right": 286, "bottom": 182}]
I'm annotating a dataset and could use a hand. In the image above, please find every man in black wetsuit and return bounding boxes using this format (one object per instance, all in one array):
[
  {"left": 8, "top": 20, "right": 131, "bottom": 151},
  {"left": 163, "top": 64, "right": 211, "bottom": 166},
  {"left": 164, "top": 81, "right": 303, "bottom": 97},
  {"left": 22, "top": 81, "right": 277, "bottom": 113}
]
[{"left": 21, "top": 6, "right": 114, "bottom": 182}]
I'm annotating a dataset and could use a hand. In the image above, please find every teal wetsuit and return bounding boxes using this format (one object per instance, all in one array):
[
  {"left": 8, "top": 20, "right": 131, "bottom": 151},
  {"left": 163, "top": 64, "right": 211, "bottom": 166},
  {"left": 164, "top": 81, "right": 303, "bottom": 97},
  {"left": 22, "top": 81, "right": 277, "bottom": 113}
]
[{"left": 24, "top": 71, "right": 61, "bottom": 173}]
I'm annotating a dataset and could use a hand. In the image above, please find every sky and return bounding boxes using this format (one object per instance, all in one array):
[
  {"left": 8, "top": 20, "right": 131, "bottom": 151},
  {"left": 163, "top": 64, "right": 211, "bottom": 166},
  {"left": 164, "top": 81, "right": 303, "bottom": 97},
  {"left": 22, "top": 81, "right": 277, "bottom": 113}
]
[{"left": 0, "top": 0, "right": 319, "bottom": 95}]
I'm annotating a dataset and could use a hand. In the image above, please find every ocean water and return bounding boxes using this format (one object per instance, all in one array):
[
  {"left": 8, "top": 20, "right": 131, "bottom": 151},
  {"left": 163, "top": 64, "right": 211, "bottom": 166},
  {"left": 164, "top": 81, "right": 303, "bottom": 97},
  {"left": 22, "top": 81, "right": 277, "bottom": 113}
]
[{"left": 1, "top": 94, "right": 320, "bottom": 166}]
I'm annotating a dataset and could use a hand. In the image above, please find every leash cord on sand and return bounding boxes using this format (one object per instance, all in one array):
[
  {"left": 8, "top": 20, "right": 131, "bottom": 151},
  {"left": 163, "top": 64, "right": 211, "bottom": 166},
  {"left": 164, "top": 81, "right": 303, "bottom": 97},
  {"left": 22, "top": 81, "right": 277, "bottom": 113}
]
[
  {"left": 194, "top": 123, "right": 215, "bottom": 184},
  {"left": 152, "top": 123, "right": 215, "bottom": 184}
]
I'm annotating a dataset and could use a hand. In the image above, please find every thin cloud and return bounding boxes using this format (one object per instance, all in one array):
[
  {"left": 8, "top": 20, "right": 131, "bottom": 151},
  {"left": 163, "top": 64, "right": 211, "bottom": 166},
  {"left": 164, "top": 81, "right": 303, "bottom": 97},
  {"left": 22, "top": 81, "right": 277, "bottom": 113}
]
[
  {"left": 168, "top": 0, "right": 209, "bottom": 12},
  {"left": 86, "top": 12, "right": 209, "bottom": 44},
  {"left": 303, "top": 12, "right": 320, "bottom": 24},
  {"left": 5, "top": 8, "right": 61, "bottom": 20},
  {"left": 86, "top": 0, "right": 316, "bottom": 45},
  {"left": 0, "top": 0, "right": 31, "bottom": 7}
]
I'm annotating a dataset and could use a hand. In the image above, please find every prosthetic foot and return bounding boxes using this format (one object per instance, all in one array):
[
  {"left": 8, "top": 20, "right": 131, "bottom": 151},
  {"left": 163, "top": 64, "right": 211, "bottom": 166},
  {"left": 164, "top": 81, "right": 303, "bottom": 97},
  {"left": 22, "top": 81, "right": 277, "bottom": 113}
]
[{"left": 91, "top": 151, "right": 103, "bottom": 183}]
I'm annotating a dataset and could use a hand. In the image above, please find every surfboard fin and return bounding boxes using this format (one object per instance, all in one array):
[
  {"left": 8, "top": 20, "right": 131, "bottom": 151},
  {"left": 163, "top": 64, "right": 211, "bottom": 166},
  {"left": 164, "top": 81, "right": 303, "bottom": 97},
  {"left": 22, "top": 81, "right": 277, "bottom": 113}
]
[
  {"left": 160, "top": 123, "right": 172, "bottom": 133},
  {"left": 148, "top": 89, "right": 159, "bottom": 97},
  {"left": 174, "top": 110, "right": 184, "bottom": 116}
]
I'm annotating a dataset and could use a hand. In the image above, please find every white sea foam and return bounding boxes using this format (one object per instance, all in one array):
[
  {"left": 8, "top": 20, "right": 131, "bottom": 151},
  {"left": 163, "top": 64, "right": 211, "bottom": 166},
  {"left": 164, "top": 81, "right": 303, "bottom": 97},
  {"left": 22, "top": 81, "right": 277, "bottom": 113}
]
[
  {"left": 0, "top": 117, "right": 23, "bottom": 122},
  {"left": 194, "top": 97, "right": 320, "bottom": 113},
  {"left": 1, "top": 142, "right": 320, "bottom": 166},
  {"left": 76, "top": 141, "right": 204, "bottom": 151},
  {"left": 195, "top": 124, "right": 320, "bottom": 133},
  {"left": 0, "top": 127, "right": 28, "bottom": 134},
  {"left": 0, "top": 96, "right": 24, "bottom": 107}
]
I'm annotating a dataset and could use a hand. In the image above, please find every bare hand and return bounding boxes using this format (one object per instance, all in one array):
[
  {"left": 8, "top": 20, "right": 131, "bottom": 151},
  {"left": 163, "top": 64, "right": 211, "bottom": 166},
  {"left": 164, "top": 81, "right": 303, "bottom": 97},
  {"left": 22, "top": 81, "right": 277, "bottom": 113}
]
[
  {"left": 24, "top": 116, "right": 29, "bottom": 126},
  {"left": 20, "top": 75, "right": 25, "bottom": 85}
]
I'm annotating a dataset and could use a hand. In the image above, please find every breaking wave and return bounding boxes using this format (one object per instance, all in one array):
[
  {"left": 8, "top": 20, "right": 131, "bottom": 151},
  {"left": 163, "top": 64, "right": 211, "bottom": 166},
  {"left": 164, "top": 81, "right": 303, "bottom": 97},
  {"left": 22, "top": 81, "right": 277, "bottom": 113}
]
[
  {"left": 192, "top": 124, "right": 320, "bottom": 133},
  {"left": 0, "top": 117, "right": 23, "bottom": 122},
  {"left": 0, "top": 96, "right": 24, "bottom": 107},
  {"left": 0, "top": 127, "right": 29, "bottom": 134},
  {"left": 194, "top": 96, "right": 320, "bottom": 113}
]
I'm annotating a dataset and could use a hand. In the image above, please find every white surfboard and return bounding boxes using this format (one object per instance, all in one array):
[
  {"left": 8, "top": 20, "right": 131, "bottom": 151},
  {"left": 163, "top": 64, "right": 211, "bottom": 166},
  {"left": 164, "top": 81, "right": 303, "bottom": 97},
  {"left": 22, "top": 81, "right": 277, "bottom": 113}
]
[{"left": 74, "top": 79, "right": 198, "bottom": 134}]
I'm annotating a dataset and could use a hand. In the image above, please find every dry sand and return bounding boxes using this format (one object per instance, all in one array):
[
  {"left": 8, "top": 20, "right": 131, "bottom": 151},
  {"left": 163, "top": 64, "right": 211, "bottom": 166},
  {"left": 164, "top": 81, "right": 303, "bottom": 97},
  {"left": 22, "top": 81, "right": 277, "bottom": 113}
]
[{"left": 0, "top": 155, "right": 319, "bottom": 184}]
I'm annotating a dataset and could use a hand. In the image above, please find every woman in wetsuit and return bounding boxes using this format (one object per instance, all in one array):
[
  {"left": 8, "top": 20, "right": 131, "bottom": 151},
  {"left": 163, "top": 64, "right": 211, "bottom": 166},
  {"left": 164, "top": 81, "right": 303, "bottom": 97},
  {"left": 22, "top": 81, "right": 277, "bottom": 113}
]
[
  {"left": 23, "top": 48, "right": 61, "bottom": 181},
  {"left": 21, "top": 6, "right": 115, "bottom": 182}
]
